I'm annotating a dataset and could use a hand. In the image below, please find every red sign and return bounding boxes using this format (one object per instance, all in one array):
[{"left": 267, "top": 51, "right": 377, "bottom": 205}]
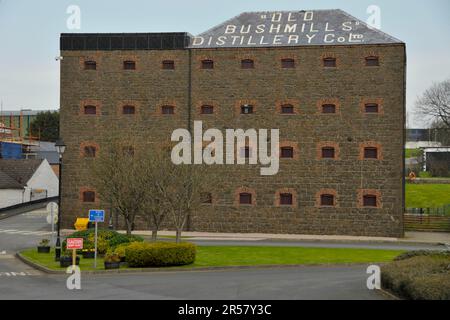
[{"left": 66, "top": 238, "right": 83, "bottom": 250}]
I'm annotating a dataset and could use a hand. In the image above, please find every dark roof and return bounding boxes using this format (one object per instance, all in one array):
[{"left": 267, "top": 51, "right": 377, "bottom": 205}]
[
  {"left": 0, "top": 170, "right": 23, "bottom": 189},
  {"left": 36, "top": 151, "right": 59, "bottom": 165},
  {"left": 60, "top": 33, "right": 191, "bottom": 51},
  {"left": 0, "top": 159, "right": 43, "bottom": 187},
  {"left": 190, "top": 9, "right": 403, "bottom": 48}
]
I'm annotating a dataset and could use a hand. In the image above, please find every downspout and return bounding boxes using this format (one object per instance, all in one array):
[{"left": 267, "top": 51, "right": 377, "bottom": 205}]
[
  {"left": 186, "top": 43, "right": 193, "bottom": 231},
  {"left": 401, "top": 44, "right": 407, "bottom": 237}
]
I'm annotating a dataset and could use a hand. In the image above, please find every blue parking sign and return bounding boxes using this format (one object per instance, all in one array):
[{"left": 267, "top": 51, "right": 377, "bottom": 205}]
[{"left": 89, "top": 209, "right": 105, "bottom": 223}]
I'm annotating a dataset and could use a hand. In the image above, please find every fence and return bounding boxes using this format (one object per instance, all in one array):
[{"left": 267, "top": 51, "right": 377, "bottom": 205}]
[{"left": 405, "top": 204, "right": 450, "bottom": 232}]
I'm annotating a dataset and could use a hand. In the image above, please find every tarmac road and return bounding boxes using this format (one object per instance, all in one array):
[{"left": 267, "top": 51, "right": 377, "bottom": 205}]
[{"left": 0, "top": 208, "right": 441, "bottom": 300}]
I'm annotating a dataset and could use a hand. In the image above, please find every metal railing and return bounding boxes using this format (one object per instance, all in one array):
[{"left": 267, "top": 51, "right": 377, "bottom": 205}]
[{"left": 406, "top": 204, "right": 450, "bottom": 216}]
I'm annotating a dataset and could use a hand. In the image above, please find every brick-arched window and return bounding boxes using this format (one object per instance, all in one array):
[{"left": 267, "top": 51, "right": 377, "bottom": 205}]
[
  {"left": 201, "top": 192, "right": 213, "bottom": 204},
  {"left": 84, "top": 60, "right": 97, "bottom": 70},
  {"left": 162, "top": 60, "right": 175, "bottom": 70},
  {"left": 161, "top": 105, "right": 175, "bottom": 114},
  {"left": 364, "top": 103, "right": 379, "bottom": 113},
  {"left": 82, "top": 190, "right": 96, "bottom": 203},
  {"left": 201, "top": 59, "right": 214, "bottom": 69},
  {"left": 275, "top": 188, "right": 297, "bottom": 207},
  {"left": 316, "top": 189, "right": 337, "bottom": 207},
  {"left": 322, "top": 104, "right": 336, "bottom": 114},
  {"left": 241, "top": 59, "right": 254, "bottom": 69},
  {"left": 359, "top": 142, "right": 382, "bottom": 160},
  {"left": 321, "top": 147, "right": 335, "bottom": 159},
  {"left": 365, "top": 56, "right": 380, "bottom": 66},
  {"left": 280, "top": 147, "right": 294, "bottom": 158},
  {"left": 83, "top": 146, "right": 96, "bottom": 158},
  {"left": 280, "top": 104, "right": 294, "bottom": 114},
  {"left": 123, "top": 60, "right": 136, "bottom": 70},
  {"left": 358, "top": 189, "right": 382, "bottom": 208},
  {"left": 200, "top": 105, "right": 214, "bottom": 114},
  {"left": 84, "top": 105, "right": 97, "bottom": 115},
  {"left": 281, "top": 58, "right": 295, "bottom": 68},
  {"left": 235, "top": 187, "right": 256, "bottom": 206},
  {"left": 323, "top": 57, "right": 336, "bottom": 67},
  {"left": 364, "top": 147, "right": 378, "bottom": 159},
  {"left": 122, "top": 105, "right": 136, "bottom": 114}
]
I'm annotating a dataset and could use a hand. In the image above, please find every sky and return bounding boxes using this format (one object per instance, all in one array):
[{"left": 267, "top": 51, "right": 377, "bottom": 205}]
[{"left": 0, "top": 0, "right": 449, "bottom": 127}]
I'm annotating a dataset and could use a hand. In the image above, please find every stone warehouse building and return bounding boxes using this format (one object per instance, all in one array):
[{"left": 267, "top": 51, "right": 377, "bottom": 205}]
[{"left": 60, "top": 10, "right": 406, "bottom": 237}]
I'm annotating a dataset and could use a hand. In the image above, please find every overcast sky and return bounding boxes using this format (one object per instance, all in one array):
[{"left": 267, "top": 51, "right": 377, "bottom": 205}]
[{"left": 0, "top": 0, "right": 449, "bottom": 127}]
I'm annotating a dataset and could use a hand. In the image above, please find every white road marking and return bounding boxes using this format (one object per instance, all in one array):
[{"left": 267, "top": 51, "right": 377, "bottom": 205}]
[
  {"left": 0, "top": 229, "right": 52, "bottom": 236},
  {"left": 0, "top": 271, "right": 34, "bottom": 277}
]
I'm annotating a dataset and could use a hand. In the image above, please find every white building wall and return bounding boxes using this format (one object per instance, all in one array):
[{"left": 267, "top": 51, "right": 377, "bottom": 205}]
[
  {"left": 0, "top": 189, "right": 25, "bottom": 208},
  {"left": 26, "top": 159, "right": 59, "bottom": 197}
]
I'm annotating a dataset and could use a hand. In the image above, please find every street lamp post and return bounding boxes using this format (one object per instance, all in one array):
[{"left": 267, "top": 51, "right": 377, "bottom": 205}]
[{"left": 54, "top": 138, "right": 66, "bottom": 261}]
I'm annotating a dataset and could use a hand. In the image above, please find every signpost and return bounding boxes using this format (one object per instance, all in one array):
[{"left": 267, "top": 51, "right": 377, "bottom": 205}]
[
  {"left": 46, "top": 202, "right": 58, "bottom": 247},
  {"left": 66, "top": 238, "right": 83, "bottom": 266},
  {"left": 88, "top": 209, "right": 105, "bottom": 269}
]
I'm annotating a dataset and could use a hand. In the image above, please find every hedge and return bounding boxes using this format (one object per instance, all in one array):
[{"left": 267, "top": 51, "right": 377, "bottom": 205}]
[
  {"left": 63, "top": 229, "right": 144, "bottom": 254},
  {"left": 381, "top": 251, "right": 450, "bottom": 300},
  {"left": 125, "top": 242, "right": 196, "bottom": 267}
]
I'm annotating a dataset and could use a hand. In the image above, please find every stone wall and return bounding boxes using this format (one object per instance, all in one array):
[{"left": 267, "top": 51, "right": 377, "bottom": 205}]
[{"left": 60, "top": 43, "right": 405, "bottom": 237}]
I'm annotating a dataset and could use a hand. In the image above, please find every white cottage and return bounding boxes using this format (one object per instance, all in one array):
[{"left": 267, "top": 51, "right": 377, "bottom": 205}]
[{"left": 0, "top": 159, "right": 58, "bottom": 208}]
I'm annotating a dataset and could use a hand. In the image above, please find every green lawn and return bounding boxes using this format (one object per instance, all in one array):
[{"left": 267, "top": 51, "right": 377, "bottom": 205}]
[
  {"left": 406, "top": 184, "right": 450, "bottom": 208},
  {"left": 21, "top": 246, "right": 404, "bottom": 271},
  {"left": 405, "top": 148, "right": 422, "bottom": 159}
]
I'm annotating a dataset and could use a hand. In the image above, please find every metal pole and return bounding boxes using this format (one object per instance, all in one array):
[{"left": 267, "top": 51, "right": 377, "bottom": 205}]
[
  {"left": 51, "top": 206, "right": 54, "bottom": 247},
  {"left": 94, "top": 221, "right": 98, "bottom": 269},
  {"left": 55, "top": 155, "right": 62, "bottom": 261}
]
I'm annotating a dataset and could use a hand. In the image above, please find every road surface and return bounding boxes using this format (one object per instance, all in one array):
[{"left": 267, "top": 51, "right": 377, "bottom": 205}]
[{"left": 0, "top": 208, "right": 443, "bottom": 300}]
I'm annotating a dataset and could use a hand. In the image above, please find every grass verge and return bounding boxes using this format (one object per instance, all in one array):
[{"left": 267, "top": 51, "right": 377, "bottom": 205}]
[
  {"left": 20, "top": 246, "right": 404, "bottom": 271},
  {"left": 405, "top": 184, "right": 450, "bottom": 208}
]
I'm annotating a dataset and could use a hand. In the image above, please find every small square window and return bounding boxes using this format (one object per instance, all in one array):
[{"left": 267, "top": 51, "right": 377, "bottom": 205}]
[
  {"left": 123, "top": 60, "right": 136, "bottom": 70},
  {"left": 83, "top": 146, "right": 96, "bottom": 158},
  {"left": 201, "top": 59, "right": 214, "bottom": 69},
  {"left": 281, "top": 104, "right": 294, "bottom": 114},
  {"left": 320, "top": 194, "right": 334, "bottom": 206},
  {"left": 365, "top": 103, "right": 379, "bottom": 113},
  {"left": 122, "top": 146, "right": 134, "bottom": 157},
  {"left": 84, "top": 105, "right": 97, "bottom": 115},
  {"left": 281, "top": 58, "right": 295, "bottom": 68},
  {"left": 82, "top": 191, "right": 95, "bottom": 203},
  {"left": 84, "top": 61, "right": 97, "bottom": 70},
  {"left": 364, "top": 147, "right": 378, "bottom": 159},
  {"left": 241, "top": 105, "right": 253, "bottom": 114},
  {"left": 365, "top": 56, "right": 379, "bottom": 67},
  {"left": 280, "top": 193, "right": 293, "bottom": 205},
  {"left": 201, "top": 105, "right": 214, "bottom": 114},
  {"left": 280, "top": 147, "right": 294, "bottom": 158},
  {"left": 323, "top": 57, "right": 337, "bottom": 67},
  {"left": 122, "top": 105, "right": 135, "bottom": 114},
  {"left": 202, "top": 193, "right": 212, "bottom": 204},
  {"left": 162, "top": 60, "right": 175, "bottom": 70},
  {"left": 363, "top": 195, "right": 377, "bottom": 207},
  {"left": 239, "top": 193, "right": 252, "bottom": 205},
  {"left": 241, "top": 59, "right": 254, "bottom": 69},
  {"left": 162, "top": 105, "right": 175, "bottom": 114},
  {"left": 322, "top": 104, "right": 336, "bottom": 114},
  {"left": 321, "top": 147, "right": 335, "bottom": 159}
]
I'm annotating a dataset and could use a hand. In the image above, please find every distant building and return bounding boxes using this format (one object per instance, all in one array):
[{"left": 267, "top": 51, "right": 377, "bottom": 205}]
[
  {"left": 0, "top": 159, "right": 58, "bottom": 208},
  {"left": 423, "top": 147, "right": 450, "bottom": 177}
]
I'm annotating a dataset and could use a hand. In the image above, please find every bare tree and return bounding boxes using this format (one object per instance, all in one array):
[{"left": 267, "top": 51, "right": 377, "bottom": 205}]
[
  {"left": 140, "top": 149, "right": 169, "bottom": 241},
  {"left": 154, "top": 157, "right": 213, "bottom": 243},
  {"left": 415, "top": 79, "right": 450, "bottom": 128},
  {"left": 91, "top": 134, "right": 147, "bottom": 236}
]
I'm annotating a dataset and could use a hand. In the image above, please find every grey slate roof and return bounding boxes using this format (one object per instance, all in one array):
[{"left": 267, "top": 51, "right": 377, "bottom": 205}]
[
  {"left": 190, "top": 9, "right": 403, "bottom": 48},
  {"left": 0, "top": 159, "right": 43, "bottom": 187},
  {"left": 0, "top": 170, "right": 23, "bottom": 189}
]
